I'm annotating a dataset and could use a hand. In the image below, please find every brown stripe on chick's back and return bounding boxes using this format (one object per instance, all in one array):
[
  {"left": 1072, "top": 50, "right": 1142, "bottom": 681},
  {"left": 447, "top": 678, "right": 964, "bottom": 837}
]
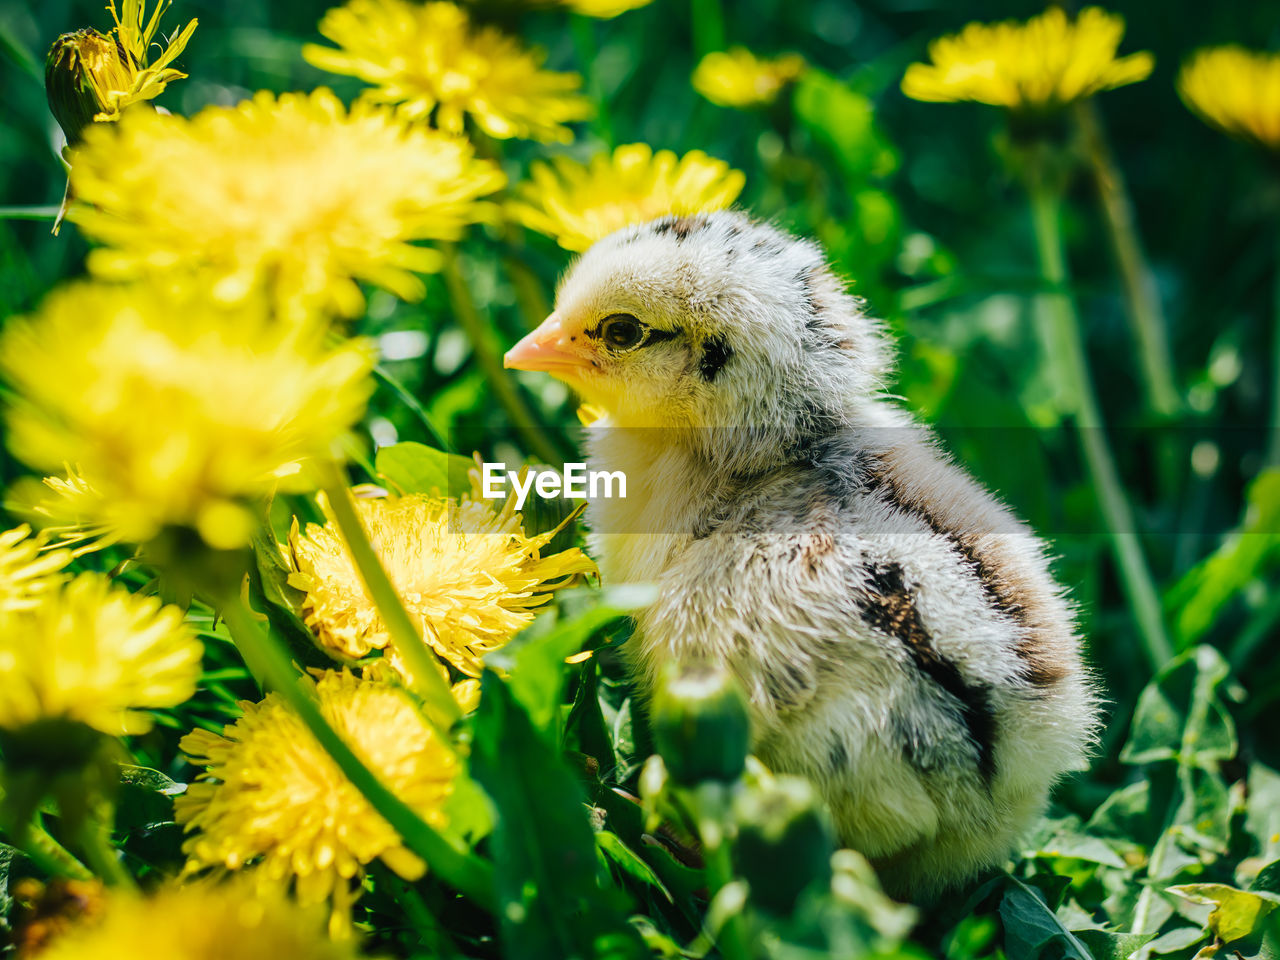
[
  {"left": 858, "top": 561, "right": 997, "bottom": 783},
  {"left": 863, "top": 445, "right": 1072, "bottom": 689}
]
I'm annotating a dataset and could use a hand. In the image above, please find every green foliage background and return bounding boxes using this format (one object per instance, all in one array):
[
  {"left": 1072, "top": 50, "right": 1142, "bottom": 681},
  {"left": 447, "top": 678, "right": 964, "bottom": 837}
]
[{"left": 2, "top": 0, "right": 1280, "bottom": 958}]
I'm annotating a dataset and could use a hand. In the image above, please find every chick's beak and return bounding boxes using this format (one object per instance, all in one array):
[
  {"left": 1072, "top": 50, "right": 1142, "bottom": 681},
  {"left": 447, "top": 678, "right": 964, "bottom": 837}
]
[{"left": 504, "top": 314, "right": 591, "bottom": 376}]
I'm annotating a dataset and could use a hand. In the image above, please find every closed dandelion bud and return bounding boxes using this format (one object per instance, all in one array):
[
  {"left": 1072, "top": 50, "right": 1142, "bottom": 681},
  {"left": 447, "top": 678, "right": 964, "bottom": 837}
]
[
  {"left": 734, "top": 776, "right": 835, "bottom": 915},
  {"left": 650, "top": 662, "right": 750, "bottom": 785},
  {"left": 44, "top": 30, "right": 127, "bottom": 145},
  {"left": 43, "top": 1, "right": 197, "bottom": 148}
]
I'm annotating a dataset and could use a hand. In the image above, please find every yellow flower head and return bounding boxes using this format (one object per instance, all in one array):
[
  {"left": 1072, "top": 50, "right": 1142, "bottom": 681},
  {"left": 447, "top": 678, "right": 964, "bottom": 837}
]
[
  {"left": 175, "top": 671, "right": 456, "bottom": 925},
  {"left": 0, "top": 283, "right": 375, "bottom": 551},
  {"left": 693, "top": 48, "right": 807, "bottom": 108},
  {"left": 44, "top": 1, "right": 197, "bottom": 143},
  {"left": 0, "top": 524, "right": 71, "bottom": 614},
  {"left": 67, "top": 89, "right": 505, "bottom": 319},
  {"left": 304, "top": 0, "right": 592, "bottom": 143},
  {"left": 287, "top": 487, "right": 596, "bottom": 681},
  {"left": 38, "top": 879, "right": 370, "bottom": 960},
  {"left": 1179, "top": 47, "right": 1280, "bottom": 152},
  {"left": 0, "top": 572, "right": 201, "bottom": 737},
  {"left": 508, "top": 143, "right": 747, "bottom": 252},
  {"left": 558, "top": 0, "right": 653, "bottom": 16},
  {"left": 901, "top": 7, "right": 1153, "bottom": 112}
]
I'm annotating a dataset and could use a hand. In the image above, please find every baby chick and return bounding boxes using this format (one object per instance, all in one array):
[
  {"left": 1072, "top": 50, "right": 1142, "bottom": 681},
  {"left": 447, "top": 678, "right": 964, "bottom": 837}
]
[{"left": 504, "top": 211, "right": 1098, "bottom": 898}]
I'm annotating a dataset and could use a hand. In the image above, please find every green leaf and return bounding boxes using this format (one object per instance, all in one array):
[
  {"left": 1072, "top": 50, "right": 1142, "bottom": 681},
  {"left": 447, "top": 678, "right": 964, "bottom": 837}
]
[
  {"left": 565, "top": 658, "right": 616, "bottom": 774},
  {"left": 1143, "top": 926, "right": 1207, "bottom": 956},
  {"left": 1251, "top": 860, "right": 1280, "bottom": 897},
  {"left": 596, "top": 831, "right": 673, "bottom": 902},
  {"left": 1029, "top": 816, "right": 1129, "bottom": 868},
  {"left": 1120, "top": 646, "right": 1236, "bottom": 770},
  {"left": 438, "top": 773, "right": 495, "bottom": 847},
  {"left": 1246, "top": 764, "right": 1280, "bottom": 865},
  {"left": 471, "top": 673, "right": 646, "bottom": 960},
  {"left": 793, "top": 69, "right": 898, "bottom": 184},
  {"left": 1074, "top": 930, "right": 1155, "bottom": 960},
  {"left": 999, "top": 876, "right": 1095, "bottom": 960},
  {"left": 116, "top": 764, "right": 186, "bottom": 832},
  {"left": 1167, "top": 883, "right": 1280, "bottom": 943},
  {"left": 487, "top": 601, "right": 631, "bottom": 734},
  {"left": 246, "top": 527, "right": 333, "bottom": 672},
  {"left": 1166, "top": 468, "right": 1280, "bottom": 648},
  {"left": 375, "top": 441, "right": 473, "bottom": 498},
  {"left": 1088, "top": 781, "right": 1157, "bottom": 846}
]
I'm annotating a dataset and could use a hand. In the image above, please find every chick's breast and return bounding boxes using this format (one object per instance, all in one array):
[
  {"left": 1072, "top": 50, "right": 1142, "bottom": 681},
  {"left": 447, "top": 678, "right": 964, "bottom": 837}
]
[{"left": 626, "top": 434, "right": 1098, "bottom": 899}]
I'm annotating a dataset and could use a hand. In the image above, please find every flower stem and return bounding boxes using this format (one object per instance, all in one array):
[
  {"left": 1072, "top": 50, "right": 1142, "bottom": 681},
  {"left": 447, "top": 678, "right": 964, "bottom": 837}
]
[
  {"left": 1073, "top": 101, "right": 1181, "bottom": 418},
  {"left": 75, "top": 815, "right": 135, "bottom": 889},
  {"left": 12, "top": 817, "right": 93, "bottom": 881},
  {"left": 220, "top": 596, "right": 495, "bottom": 910},
  {"left": 372, "top": 363, "right": 453, "bottom": 453},
  {"left": 318, "top": 461, "right": 461, "bottom": 727},
  {"left": 570, "top": 15, "right": 613, "bottom": 147},
  {"left": 1268, "top": 229, "right": 1280, "bottom": 468},
  {"left": 1024, "top": 165, "right": 1174, "bottom": 671},
  {"left": 440, "top": 247, "right": 563, "bottom": 465},
  {"left": 691, "top": 0, "right": 726, "bottom": 58}
]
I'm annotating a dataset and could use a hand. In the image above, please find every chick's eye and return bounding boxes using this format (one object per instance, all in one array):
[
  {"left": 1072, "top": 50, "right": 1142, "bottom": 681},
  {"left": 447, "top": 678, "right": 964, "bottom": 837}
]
[{"left": 600, "top": 313, "right": 645, "bottom": 350}]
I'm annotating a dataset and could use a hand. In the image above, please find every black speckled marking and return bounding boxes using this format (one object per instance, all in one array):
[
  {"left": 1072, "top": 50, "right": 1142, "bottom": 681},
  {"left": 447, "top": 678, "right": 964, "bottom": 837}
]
[
  {"left": 698, "top": 334, "right": 733, "bottom": 381},
  {"left": 863, "top": 466, "right": 1067, "bottom": 689},
  {"left": 828, "top": 737, "right": 850, "bottom": 773},
  {"left": 859, "top": 561, "right": 997, "bottom": 784},
  {"left": 652, "top": 215, "right": 706, "bottom": 241}
]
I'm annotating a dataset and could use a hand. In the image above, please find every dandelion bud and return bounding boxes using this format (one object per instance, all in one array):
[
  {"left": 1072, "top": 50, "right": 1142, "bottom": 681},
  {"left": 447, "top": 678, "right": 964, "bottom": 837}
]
[
  {"left": 43, "top": 1, "right": 197, "bottom": 148},
  {"left": 650, "top": 662, "right": 750, "bottom": 785},
  {"left": 44, "top": 30, "right": 129, "bottom": 145},
  {"left": 733, "top": 775, "right": 835, "bottom": 914}
]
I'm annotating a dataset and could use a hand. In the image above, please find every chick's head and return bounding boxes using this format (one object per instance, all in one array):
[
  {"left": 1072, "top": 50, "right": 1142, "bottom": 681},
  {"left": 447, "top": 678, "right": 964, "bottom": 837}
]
[{"left": 506, "top": 211, "right": 890, "bottom": 462}]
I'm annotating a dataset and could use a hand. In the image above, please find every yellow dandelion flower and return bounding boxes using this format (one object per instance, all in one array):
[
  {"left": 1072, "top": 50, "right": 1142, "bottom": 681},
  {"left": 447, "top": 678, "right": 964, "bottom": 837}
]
[
  {"left": 1178, "top": 47, "right": 1280, "bottom": 151},
  {"left": 44, "top": 1, "right": 197, "bottom": 144},
  {"left": 508, "top": 142, "right": 747, "bottom": 252},
  {"left": 692, "top": 47, "right": 807, "bottom": 108},
  {"left": 0, "top": 572, "right": 201, "bottom": 737},
  {"left": 901, "top": 7, "right": 1153, "bottom": 112},
  {"left": 7, "top": 469, "right": 126, "bottom": 558},
  {"left": 175, "top": 671, "right": 456, "bottom": 926},
  {"left": 39, "top": 878, "right": 371, "bottom": 960},
  {"left": 67, "top": 89, "right": 505, "bottom": 320},
  {"left": 0, "top": 524, "right": 71, "bottom": 613},
  {"left": 287, "top": 487, "right": 596, "bottom": 681},
  {"left": 0, "top": 283, "right": 374, "bottom": 551},
  {"left": 304, "top": 0, "right": 592, "bottom": 143},
  {"left": 559, "top": 0, "right": 653, "bottom": 17}
]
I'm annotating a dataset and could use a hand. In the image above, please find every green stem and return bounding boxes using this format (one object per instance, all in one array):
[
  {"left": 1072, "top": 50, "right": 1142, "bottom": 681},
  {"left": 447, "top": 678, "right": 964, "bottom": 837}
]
[
  {"left": 1025, "top": 165, "right": 1174, "bottom": 671},
  {"left": 75, "top": 816, "right": 135, "bottom": 889},
  {"left": 373, "top": 363, "right": 453, "bottom": 453},
  {"left": 690, "top": 0, "right": 726, "bottom": 58},
  {"left": 220, "top": 597, "right": 495, "bottom": 909},
  {"left": 440, "top": 247, "right": 563, "bottom": 465},
  {"left": 692, "top": 785, "right": 750, "bottom": 960},
  {"left": 318, "top": 461, "right": 461, "bottom": 727},
  {"left": 570, "top": 15, "right": 613, "bottom": 147},
  {"left": 505, "top": 253, "right": 552, "bottom": 330},
  {"left": 1130, "top": 772, "right": 1183, "bottom": 935},
  {"left": 11, "top": 818, "right": 92, "bottom": 881},
  {"left": 1073, "top": 101, "right": 1182, "bottom": 418},
  {"left": 1268, "top": 230, "right": 1280, "bottom": 467},
  {"left": 0, "top": 205, "right": 60, "bottom": 220},
  {"left": 705, "top": 839, "right": 750, "bottom": 960}
]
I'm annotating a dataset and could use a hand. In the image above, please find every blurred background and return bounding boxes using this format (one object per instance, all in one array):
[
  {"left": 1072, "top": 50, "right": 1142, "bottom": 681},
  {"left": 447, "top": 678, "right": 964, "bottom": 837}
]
[{"left": 2, "top": 0, "right": 1279, "bottom": 792}]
